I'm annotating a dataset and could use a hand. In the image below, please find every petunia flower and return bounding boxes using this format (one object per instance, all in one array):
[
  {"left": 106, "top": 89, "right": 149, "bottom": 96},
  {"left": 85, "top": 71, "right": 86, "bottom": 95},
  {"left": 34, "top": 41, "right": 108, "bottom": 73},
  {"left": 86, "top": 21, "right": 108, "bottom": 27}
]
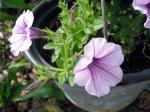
[
  {"left": 132, "top": 0, "right": 150, "bottom": 28},
  {"left": 74, "top": 38, "right": 124, "bottom": 97},
  {"left": 9, "top": 10, "right": 45, "bottom": 56}
]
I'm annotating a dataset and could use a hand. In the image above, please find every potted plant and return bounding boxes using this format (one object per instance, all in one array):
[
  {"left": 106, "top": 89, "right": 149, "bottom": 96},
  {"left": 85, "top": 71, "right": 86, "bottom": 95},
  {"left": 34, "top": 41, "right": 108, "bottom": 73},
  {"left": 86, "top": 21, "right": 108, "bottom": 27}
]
[{"left": 8, "top": 0, "right": 150, "bottom": 112}]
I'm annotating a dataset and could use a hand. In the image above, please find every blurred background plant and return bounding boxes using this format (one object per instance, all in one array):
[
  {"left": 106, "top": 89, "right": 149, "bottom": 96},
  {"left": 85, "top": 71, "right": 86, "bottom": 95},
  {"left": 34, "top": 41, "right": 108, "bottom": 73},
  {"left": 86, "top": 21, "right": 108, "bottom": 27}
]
[
  {"left": 106, "top": 0, "right": 145, "bottom": 54},
  {"left": 0, "top": 0, "right": 28, "bottom": 22}
]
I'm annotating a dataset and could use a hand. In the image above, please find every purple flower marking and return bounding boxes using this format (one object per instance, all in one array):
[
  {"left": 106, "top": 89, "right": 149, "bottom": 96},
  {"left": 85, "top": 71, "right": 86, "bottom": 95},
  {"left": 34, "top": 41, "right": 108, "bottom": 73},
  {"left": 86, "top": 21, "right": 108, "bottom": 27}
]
[
  {"left": 132, "top": 0, "right": 150, "bottom": 28},
  {"left": 74, "top": 38, "right": 124, "bottom": 97},
  {"left": 9, "top": 10, "right": 45, "bottom": 56}
]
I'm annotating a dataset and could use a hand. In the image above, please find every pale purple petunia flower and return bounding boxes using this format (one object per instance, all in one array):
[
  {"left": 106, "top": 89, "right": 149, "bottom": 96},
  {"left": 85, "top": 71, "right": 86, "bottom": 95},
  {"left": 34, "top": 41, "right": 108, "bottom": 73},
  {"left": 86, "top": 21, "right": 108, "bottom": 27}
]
[
  {"left": 132, "top": 0, "right": 150, "bottom": 28},
  {"left": 74, "top": 38, "right": 124, "bottom": 97},
  {"left": 9, "top": 10, "right": 45, "bottom": 56}
]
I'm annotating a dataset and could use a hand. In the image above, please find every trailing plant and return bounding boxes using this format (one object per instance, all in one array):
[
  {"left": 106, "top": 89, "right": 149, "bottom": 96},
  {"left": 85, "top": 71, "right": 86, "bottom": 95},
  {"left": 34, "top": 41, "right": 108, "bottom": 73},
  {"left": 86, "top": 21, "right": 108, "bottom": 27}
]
[{"left": 43, "top": 0, "right": 103, "bottom": 86}]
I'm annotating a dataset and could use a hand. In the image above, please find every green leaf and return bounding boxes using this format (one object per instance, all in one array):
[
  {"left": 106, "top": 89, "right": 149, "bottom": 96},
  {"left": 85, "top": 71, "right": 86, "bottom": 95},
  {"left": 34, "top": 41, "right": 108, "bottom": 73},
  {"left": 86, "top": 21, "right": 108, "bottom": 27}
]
[
  {"left": 68, "top": 76, "right": 75, "bottom": 87},
  {"left": 0, "top": 95, "right": 4, "bottom": 108},
  {"left": 0, "top": 11, "right": 15, "bottom": 21},
  {"left": 12, "top": 82, "right": 65, "bottom": 101},
  {"left": 43, "top": 43, "right": 52, "bottom": 50},
  {"left": 93, "top": 19, "right": 103, "bottom": 31},
  {"left": 7, "top": 62, "right": 27, "bottom": 85},
  {"left": 58, "top": 73, "right": 66, "bottom": 85},
  {"left": 84, "top": 28, "right": 92, "bottom": 34},
  {"left": 3, "top": 62, "right": 27, "bottom": 98},
  {"left": 57, "top": 28, "right": 64, "bottom": 34},
  {"left": 50, "top": 85, "right": 65, "bottom": 100},
  {"left": 52, "top": 48, "right": 61, "bottom": 63},
  {"left": 56, "top": 58, "right": 64, "bottom": 68},
  {"left": 27, "top": 83, "right": 53, "bottom": 98},
  {"left": 1, "top": 0, "right": 30, "bottom": 9},
  {"left": 10, "top": 84, "right": 27, "bottom": 101}
]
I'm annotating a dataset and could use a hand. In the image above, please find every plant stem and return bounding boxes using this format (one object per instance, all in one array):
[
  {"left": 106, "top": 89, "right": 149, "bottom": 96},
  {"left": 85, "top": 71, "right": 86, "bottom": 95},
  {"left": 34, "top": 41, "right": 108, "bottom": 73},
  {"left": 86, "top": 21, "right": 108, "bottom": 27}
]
[
  {"left": 48, "top": 66, "right": 64, "bottom": 72},
  {"left": 101, "top": 0, "right": 107, "bottom": 39},
  {"left": 64, "top": 37, "right": 69, "bottom": 77}
]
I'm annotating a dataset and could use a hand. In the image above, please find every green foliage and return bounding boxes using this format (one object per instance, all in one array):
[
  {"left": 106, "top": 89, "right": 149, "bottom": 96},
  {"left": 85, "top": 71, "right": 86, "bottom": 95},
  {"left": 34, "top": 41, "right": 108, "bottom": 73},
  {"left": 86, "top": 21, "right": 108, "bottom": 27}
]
[
  {"left": 0, "top": 40, "right": 5, "bottom": 52},
  {"left": 43, "top": 0, "right": 103, "bottom": 86},
  {"left": 12, "top": 81, "right": 65, "bottom": 102},
  {"left": 0, "top": 0, "right": 31, "bottom": 9},
  {"left": 0, "top": 61, "right": 65, "bottom": 108},
  {"left": 0, "top": 10, "right": 15, "bottom": 21},
  {"left": 0, "top": 0, "right": 39, "bottom": 22},
  {"left": 0, "top": 61, "right": 27, "bottom": 107},
  {"left": 107, "top": 0, "right": 144, "bottom": 53}
]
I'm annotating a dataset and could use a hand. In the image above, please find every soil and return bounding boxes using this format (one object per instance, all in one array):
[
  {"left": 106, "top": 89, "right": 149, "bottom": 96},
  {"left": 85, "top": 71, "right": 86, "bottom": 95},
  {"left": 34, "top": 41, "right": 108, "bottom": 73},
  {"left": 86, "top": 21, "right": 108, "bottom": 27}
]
[
  {"left": 120, "top": 90, "right": 150, "bottom": 112},
  {"left": 122, "top": 38, "right": 150, "bottom": 73}
]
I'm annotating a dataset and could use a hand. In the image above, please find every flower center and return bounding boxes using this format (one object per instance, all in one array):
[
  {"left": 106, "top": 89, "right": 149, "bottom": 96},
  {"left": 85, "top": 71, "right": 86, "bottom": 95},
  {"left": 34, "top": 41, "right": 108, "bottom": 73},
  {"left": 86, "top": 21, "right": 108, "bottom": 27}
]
[
  {"left": 25, "top": 28, "right": 31, "bottom": 38},
  {"left": 88, "top": 58, "right": 98, "bottom": 67},
  {"left": 146, "top": 3, "right": 150, "bottom": 8}
]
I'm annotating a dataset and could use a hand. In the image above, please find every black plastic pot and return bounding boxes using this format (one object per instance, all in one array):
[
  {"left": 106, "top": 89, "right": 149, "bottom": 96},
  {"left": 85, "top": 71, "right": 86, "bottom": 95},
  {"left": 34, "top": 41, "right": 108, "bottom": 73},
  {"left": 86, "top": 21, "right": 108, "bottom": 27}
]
[{"left": 25, "top": 0, "right": 150, "bottom": 112}]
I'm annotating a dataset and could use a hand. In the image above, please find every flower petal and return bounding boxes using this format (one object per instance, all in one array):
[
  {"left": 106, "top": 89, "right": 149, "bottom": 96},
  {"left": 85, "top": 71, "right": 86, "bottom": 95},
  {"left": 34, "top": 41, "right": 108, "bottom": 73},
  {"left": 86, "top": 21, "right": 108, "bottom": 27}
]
[
  {"left": 84, "top": 39, "right": 94, "bottom": 59},
  {"left": 144, "top": 13, "right": 150, "bottom": 28},
  {"left": 15, "top": 12, "right": 27, "bottom": 29},
  {"left": 10, "top": 48, "right": 20, "bottom": 56},
  {"left": 18, "top": 38, "right": 32, "bottom": 52},
  {"left": 92, "top": 38, "right": 107, "bottom": 58},
  {"left": 132, "top": 0, "right": 150, "bottom": 14},
  {"left": 10, "top": 38, "right": 31, "bottom": 56},
  {"left": 9, "top": 34, "right": 26, "bottom": 43},
  {"left": 93, "top": 63, "right": 123, "bottom": 86},
  {"left": 95, "top": 44, "right": 124, "bottom": 66},
  {"left": 10, "top": 37, "right": 25, "bottom": 56},
  {"left": 74, "top": 68, "right": 90, "bottom": 86},
  {"left": 95, "top": 42, "right": 121, "bottom": 58},
  {"left": 85, "top": 65, "right": 110, "bottom": 97},
  {"left": 23, "top": 10, "right": 34, "bottom": 28},
  {"left": 12, "top": 25, "right": 26, "bottom": 34},
  {"left": 133, "top": 5, "right": 148, "bottom": 14},
  {"left": 84, "top": 38, "right": 107, "bottom": 59},
  {"left": 13, "top": 10, "right": 34, "bottom": 35},
  {"left": 132, "top": 0, "right": 150, "bottom": 5},
  {"left": 15, "top": 10, "right": 34, "bottom": 29},
  {"left": 74, "top": 56, "right": 92, "bottom": 72}
]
